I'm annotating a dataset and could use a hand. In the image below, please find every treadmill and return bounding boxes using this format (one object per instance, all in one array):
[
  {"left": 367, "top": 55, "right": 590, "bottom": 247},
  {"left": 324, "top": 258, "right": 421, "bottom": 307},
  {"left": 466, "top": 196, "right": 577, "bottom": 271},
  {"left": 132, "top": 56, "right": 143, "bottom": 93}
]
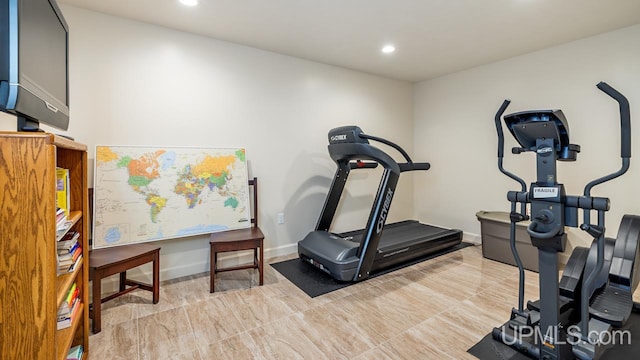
[{"left": 298, "top": 126, "right": 462, "bottom": 282}]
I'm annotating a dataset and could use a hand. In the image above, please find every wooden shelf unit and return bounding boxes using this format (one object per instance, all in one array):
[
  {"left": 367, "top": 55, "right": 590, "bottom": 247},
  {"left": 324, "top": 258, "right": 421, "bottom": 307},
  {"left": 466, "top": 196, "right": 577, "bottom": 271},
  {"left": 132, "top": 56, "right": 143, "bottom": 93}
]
[{"left": 0, "top": 132, "right": 89, "bottom": 360}]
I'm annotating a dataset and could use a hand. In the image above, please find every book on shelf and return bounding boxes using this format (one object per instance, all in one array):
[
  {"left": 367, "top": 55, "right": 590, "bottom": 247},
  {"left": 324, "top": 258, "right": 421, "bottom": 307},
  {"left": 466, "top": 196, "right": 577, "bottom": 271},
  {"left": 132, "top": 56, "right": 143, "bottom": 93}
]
[
  {"left": 57, "top": 298, "right": 81, "bottom": 330},
  {"left": 58, "top": 257, "right": 82, "bottom": 274},
  {"left": 58, "top": 242, "right": 81, "bottom": 259},
  {"left": 56, "top": 222, "right": 73, "bottom": 238},
  {"left": 56, "top": 207, "right": 66, "bottom": 226},
  {"left": 65, "top": 283, "right": 78, "bottom": 306},
  {"left": 57, "top": 284, "right": 79, "bottom": 327},
  {"left": 56, "top": 297, "right": 76, "bottom": 322},
  {"left": 58, "top": 231, "right": 80, "bottom": 248},
  {"left": 65, "top": 282, "right": 76, "bottom": 296},
  {"left": 58, "top": 244, "right": 82, "bottom": 274},
  {"left": 58, "top": 242, "right": 80, "bottom": 259},
  {"left": 67, "top": 254, "right": 83, "bottom": 273},
  {"left": 66, "top": 345, "right": 83, "bottom": 360},
  {"left": 56, "top": 214, "right": 70, "bottom": 233},
  {"left": 56, "top": 167, "right": 71, "bottom": 218},
  {"left": 57, "top": 231, "right": 81, "bottom": 274},
  {"left": 59, "top": 230, "right": 79, "bottom": 242},
  {"left": 57, "top": 255, "right": 72, "bottom": 274},
  {"left": 56, "top": 317, "right": 71, "bottom": 330}
]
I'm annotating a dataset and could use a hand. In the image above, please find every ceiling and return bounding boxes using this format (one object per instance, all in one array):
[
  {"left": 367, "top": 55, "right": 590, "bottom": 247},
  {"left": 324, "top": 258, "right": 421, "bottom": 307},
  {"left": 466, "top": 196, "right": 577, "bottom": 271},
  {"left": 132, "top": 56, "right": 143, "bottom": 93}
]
[{"left": 59, "top": 0, "right": 640, "bottom": 82}]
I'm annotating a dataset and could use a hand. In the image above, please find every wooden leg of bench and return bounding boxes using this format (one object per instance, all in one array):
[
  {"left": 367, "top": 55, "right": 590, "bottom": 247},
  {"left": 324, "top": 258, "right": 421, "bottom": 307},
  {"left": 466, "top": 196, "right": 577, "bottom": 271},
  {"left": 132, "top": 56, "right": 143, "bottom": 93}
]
[
  {"left": 259, "top": 242, "right": 264, "bottom": 286},
  {"left": 119, "top": 271, "right": 126, "bottom": 292},
  {"left": 152, "top": 252, "right": 160, "bottom": 304},
  {"left": 210, "top": 245, "right": 216, "bottom": 293},
  {"left": 92, "top": 273, "right": 102, "bottom": 334}
]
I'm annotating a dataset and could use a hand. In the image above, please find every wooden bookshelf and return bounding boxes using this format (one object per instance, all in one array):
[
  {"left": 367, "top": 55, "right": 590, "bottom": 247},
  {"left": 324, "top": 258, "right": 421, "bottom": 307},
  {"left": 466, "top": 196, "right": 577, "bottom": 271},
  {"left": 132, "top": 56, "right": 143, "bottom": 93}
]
[{"left": 0, "top": 132, "right": 89, "bottom": 359}]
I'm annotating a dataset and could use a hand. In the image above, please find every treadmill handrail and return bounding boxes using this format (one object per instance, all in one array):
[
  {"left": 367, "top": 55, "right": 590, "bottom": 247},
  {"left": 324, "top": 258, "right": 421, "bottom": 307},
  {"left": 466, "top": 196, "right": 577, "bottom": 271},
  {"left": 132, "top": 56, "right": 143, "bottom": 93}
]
[
  {"left": 399, "top": 162, "right": 430, "bottom": 172},
  {"left": 359, "top": 133, "right": 413, "bottom": 163},
  {"left": 329, "top": 142, "right": 401, "bottom": 174}
]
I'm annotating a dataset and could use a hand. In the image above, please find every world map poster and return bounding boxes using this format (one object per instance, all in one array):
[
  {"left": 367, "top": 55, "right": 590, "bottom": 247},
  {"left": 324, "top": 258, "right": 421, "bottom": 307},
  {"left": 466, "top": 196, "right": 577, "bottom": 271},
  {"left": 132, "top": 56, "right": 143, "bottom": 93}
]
[{"left": 92, "top": 145, "right": 251, "bottom": 248}]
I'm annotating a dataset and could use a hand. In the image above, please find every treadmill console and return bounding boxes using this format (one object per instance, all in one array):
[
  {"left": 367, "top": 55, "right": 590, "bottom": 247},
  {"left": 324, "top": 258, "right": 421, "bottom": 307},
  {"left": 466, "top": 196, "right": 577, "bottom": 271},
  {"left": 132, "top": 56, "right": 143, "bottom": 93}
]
[{"left": 328, "top": 126, "right": 369, "bottom": 145}]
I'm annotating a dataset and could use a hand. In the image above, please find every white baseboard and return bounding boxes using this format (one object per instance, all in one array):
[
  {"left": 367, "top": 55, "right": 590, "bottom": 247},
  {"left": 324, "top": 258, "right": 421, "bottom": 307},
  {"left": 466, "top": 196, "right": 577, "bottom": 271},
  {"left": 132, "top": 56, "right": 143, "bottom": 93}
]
[
  {"left": 92, "top": 232, "right": 482, "bottom": 297},
  {"left": 463, "top": 231, "right": 481, "bottom": 245}
]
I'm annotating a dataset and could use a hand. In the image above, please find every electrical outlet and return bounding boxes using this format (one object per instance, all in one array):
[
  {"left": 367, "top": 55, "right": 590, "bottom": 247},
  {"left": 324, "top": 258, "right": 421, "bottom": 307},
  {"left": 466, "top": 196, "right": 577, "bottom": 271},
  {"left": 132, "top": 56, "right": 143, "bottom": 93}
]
[{"left": 277, "top": 212, "right": 285, "bottom": 224}]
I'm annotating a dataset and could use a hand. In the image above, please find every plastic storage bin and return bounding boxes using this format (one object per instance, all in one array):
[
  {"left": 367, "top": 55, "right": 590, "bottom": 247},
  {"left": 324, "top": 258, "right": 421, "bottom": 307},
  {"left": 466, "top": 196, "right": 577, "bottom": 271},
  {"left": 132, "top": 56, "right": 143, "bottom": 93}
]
[
  {"left": 476, "top": 210, "right": 580, "bottom": 272},
  {"left": 476, "top": 210, "right": 539, "bottom": 272}
]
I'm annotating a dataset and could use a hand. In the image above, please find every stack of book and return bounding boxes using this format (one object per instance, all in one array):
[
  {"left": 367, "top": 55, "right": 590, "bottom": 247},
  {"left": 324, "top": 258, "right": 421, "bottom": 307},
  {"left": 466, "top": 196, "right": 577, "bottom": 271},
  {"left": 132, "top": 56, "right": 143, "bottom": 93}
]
[
  {"left": 57, "top": 231, "right": 83, "bottom": 274},
  {"left": 57, "top": 283, "right": 80, "bottom": 330},
  {"left": 56, "top": 207, "right": 67, "bottom": 232},
  {"left": 66, "top": 345, "right": 83, "bottom": 360}
]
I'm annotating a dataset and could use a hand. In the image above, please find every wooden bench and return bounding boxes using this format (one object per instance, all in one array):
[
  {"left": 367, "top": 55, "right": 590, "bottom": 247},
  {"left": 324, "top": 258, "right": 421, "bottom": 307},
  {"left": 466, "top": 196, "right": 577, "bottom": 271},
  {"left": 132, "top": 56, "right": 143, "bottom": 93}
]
[
  {"left": 210, "top": 177, "right": 264, "bottom": 292},
  {"left": 89, "top": 243, "right": 160, "bottom": 333}
]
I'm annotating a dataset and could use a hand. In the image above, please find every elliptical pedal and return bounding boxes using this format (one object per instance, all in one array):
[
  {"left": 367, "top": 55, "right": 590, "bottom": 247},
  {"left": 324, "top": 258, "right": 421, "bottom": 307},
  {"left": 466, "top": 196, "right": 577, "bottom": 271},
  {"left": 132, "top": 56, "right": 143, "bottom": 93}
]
[
  {"left": 589, "top": 284, "right": 634, "bottom": 327},
  {"left": 559, "top": 246, "right": 589, "bottom": 300}
]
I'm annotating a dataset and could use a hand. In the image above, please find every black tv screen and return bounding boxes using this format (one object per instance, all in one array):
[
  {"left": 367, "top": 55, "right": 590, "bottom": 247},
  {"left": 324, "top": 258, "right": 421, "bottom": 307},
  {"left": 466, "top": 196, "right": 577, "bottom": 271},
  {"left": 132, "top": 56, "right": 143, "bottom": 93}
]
[{"left": 0, "top": 0, "right": 70, "bottom": 131}]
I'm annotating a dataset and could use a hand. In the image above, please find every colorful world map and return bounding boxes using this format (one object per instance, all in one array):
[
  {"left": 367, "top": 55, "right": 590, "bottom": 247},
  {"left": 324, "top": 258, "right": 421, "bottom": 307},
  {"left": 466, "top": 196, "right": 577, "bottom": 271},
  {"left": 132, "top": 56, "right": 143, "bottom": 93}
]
[{"left": 93, "top": 146, "right": 250, "bottom": 248}]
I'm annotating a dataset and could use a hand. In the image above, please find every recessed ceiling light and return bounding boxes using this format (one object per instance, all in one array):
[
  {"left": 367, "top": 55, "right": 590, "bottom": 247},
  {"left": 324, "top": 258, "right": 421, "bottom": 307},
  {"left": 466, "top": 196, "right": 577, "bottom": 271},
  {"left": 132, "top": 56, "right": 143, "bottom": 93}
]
[
  {"left": 381, "top": 45, "right": 396, "bottom": 54},
  {"left": 179, "top": 0, "right": 198, "bottom": 6}
]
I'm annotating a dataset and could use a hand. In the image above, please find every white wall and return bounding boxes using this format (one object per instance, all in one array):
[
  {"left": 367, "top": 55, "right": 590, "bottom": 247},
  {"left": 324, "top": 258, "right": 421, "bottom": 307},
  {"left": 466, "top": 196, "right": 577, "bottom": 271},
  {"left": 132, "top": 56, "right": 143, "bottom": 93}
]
[
  {"left": 6, "top": 6, "right": 638, "bottom": 289},
  {"left": 414, "top": 24, "right": 640, "bottom": 245},
  {"left": 0, "top": 6, "right": 416, "bottom": 282}
]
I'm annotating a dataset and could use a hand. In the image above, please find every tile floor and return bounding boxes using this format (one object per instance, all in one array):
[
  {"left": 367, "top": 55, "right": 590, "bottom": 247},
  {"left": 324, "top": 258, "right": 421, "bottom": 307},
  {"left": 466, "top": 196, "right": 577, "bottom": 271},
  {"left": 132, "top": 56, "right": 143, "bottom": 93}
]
[{"left": 88, "top": 245, "right": 640, "bottom": 359}]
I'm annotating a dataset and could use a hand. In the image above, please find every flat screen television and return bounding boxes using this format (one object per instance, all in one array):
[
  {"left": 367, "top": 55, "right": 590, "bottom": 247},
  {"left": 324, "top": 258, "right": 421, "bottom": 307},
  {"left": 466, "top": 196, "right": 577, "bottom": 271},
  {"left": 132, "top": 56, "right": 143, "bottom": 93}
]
[{"left": 0, "top": 0, "right": 70, "bottom": 131}]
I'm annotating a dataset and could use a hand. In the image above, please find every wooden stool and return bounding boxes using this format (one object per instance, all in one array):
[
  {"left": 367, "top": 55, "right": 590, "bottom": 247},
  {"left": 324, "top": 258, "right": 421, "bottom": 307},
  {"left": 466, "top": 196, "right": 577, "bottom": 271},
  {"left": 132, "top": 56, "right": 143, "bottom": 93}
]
[
  {"left": 89, "top": 243, "right": 160, "bottom": 333},
  {"left": 210, "top": 177, "right": 264, "bottom": 292}
]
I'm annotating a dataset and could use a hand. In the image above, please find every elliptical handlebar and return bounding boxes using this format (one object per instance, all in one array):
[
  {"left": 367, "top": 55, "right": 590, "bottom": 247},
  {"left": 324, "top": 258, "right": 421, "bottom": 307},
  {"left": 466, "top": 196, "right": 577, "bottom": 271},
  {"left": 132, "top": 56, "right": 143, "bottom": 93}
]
[
  {"left": 494, "top": 99, "right": 527, "bottom": 193},
  {"left": 597, "top": 81, "right": 631, "bottom": 159},
  {"left": 495, "top": 99, "right": 511, "bottom": 159},
  {"left": 583, "top": 83, "right": 631, "bottom": 198}
]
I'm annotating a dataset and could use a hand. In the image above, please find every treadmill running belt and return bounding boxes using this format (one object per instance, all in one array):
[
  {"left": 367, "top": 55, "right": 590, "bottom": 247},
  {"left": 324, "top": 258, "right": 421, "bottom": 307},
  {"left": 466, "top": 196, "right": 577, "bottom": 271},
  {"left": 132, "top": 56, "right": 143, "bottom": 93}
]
[{"left": 340, "top": 220, "right": 461, "bottom": 251}]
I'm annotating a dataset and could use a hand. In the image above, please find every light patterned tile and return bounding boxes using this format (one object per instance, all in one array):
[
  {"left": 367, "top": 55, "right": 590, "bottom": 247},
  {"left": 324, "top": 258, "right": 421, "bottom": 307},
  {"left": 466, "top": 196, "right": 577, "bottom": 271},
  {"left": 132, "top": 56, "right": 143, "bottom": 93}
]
[
  {"left": 88, "top": 319, "right": 138, "bottom": 360},
  {"left": 294, "top": 307, "right": 376, "bottom": 359},
  {"left": 439, "top": 305, "right": 506, "bottom": 343},
  {"left": 212, "top": 268, "right": 262, "bottom": 292},
  {"left": 248, "top": 315, "right": 329, "bottom": 360},
  {"left": 410, "top": 314, "right": 490, "bottom": 358},
  {"left": 89, "top": 248, "right": 571, "bottom": 360},
  {"left": 258, "top": 279, "right": 329, "bottom": 312},
  {"left": 327, "top": 294, "right": 405, "bottom": 345},
  {"left": 198, "top": 332, "right": 265, "bottom": 359},
  {"left": 225, "top": 286, "right": 296, "bottom": 330},
  {"left": 184, "top": 295, "right": 246, "bottom": 345},
  {"left": 416, "top": 268, "right": 498, "bottom": 300},
  {"left": 351, "top": 347, "right": 394, "bottom": 360},
  {"left": 377, "top": 327, "right": 454, "bottom": 359},
  {"left": 138, "top": 307, "right": 200, "bottom": 360},
  {"left": 98, "top": 298, "right": 138, "bottom": 328}
]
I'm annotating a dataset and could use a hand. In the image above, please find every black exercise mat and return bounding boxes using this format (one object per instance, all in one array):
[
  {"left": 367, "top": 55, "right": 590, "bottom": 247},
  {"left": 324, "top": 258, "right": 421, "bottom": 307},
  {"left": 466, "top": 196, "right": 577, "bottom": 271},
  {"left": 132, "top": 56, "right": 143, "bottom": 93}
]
[
  {"left": 468, "top": 312, "right": 640, "bottom": 359},
  {"left": 271, "top": 242, "right": 473, "bottom": 298}
]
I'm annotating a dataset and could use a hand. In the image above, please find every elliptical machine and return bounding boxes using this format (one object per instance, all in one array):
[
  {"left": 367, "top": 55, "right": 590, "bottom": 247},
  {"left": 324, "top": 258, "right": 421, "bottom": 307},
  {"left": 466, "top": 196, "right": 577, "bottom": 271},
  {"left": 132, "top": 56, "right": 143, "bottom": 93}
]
[{"left": 490, "top": 82, "right": 640, "bottom": 359}]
